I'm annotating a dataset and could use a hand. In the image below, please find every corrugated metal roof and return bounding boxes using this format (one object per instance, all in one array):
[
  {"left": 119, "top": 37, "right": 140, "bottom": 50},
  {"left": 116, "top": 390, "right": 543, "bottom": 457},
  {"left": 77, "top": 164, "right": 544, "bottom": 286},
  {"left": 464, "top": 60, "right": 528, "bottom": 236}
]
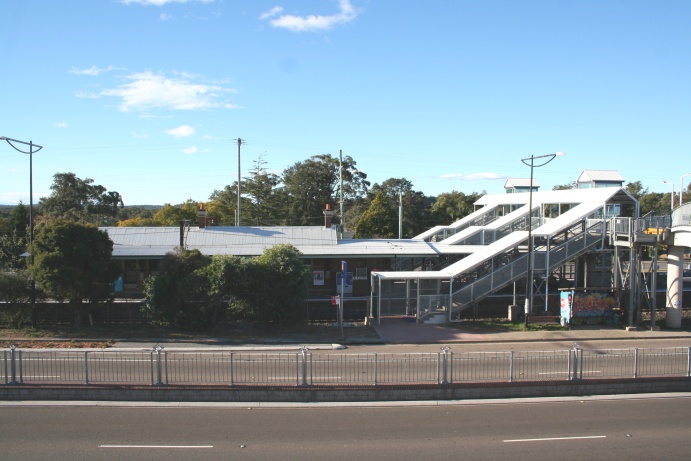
[
  {"left": 105, "top": 226, "right": 477, "bottom": 258},
  {"left": 504, "top": 178, "right": 539, "bottom": 188},
  {"left": 105, "top": 186, "right": 637, "bottom": 261},
  {"left": 577, "top": 170, "right": 625, "bottom": 183}
]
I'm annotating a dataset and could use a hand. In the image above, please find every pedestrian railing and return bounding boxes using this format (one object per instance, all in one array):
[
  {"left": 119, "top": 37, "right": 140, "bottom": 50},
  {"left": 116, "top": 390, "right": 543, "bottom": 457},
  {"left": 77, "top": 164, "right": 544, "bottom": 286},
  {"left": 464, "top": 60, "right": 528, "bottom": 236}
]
[{"left": 3, "top": 345, "right": 691, "bottom": 387}]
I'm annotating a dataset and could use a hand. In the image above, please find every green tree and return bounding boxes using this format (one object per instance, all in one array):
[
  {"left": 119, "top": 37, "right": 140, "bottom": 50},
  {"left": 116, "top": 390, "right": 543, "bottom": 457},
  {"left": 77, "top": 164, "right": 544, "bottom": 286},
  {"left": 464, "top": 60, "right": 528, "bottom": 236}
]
[
  {"left": 117, "top": 216, "right": 156, "bottom": 227},
  {"left": 204, "top": 245, "right": 310, "bottom": 324},
  {"left": 242, "top": 157, "right": 286, "bottom": 226},
  {"left": 552, "top": 181, "right": 578, "bottom": 190},
  {"left": 7, "top": 202, "right": 30, "bottom": 236},
  {"left": 30, "top": 220, "right": 118, "bottom": 325},
  {"left": 430, "top": 190, "right": 483, "bottom": 225},
  {"left": 141, "top": 248, "right": 211, "bottom": 328},
  {"left": 282, "top": 153, "right": 369, "bottom": 226},
  {"left": 255, "top": 244, "right": 311, "bottom": 323},
  {"left": 639, "top": 192, "right": 667, "bottom": 216},
  {"left": 207, "top": 185, "right": 238, "bottom": 226},
  {"left": 39, "top": 173, "right": 124, "bottom": 225},
  {"left": 0, "top": 271, "right": 36, "bottom": 328},
  {"left": 116, "top": 206, "right": 157, "bottom": 222},
  {"left": 365, "top": 178, "right": 430, "bottom": 237},
  {"left": 625, "top": 181, "right": 648, "bottom": 200},
  {"left": 355, "top": 191, "right": 398, "bottom": 238},
  {"left": 0, "top": 231, "right": 27, "bottom": 270},
  {"left": 201, "top": 255, "right": 256, "bottom": 321},
  {"left": 152, "top": 200, "right": 200, "bottom": 226}
]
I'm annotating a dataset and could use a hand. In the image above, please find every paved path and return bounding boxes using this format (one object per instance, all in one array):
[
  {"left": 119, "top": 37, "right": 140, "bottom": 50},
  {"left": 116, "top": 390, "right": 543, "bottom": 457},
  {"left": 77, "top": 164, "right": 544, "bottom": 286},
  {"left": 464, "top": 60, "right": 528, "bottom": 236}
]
[{"left": 370, "top": 317, "right": 691, "bottom": 344}]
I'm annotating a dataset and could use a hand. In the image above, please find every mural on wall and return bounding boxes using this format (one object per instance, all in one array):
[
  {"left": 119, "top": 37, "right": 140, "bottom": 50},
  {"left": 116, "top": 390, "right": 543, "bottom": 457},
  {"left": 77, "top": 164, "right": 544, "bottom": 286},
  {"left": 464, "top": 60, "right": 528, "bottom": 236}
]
[{"left": 571, "top": 291, "right": 619, "bottom": 324}]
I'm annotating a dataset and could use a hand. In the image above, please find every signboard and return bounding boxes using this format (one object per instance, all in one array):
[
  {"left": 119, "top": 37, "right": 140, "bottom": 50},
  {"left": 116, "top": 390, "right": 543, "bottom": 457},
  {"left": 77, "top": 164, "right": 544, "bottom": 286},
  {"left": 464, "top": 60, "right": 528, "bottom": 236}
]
[
  {"left": 336, "top": 272, "right": 353, "bottom": 294},
  {"left": 560, "top": 290, "right": 573, "bottom": 324}
]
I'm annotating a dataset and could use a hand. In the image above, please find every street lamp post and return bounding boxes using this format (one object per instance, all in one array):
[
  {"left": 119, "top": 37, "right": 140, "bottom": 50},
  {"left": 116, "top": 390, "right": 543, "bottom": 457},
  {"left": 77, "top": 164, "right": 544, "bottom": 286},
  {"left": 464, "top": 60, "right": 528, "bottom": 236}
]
[
  {"left": 661, "top": 180, "right": 675, "bottom": 211},
  {"left": 680, "top": 173, "right": 691, "bottom": 206},
  {"left": 1, "top": 136, "right": 43, "bottom": 328},
  {"left": 520, "top": 152, "right": 564, "bottom": 326}
]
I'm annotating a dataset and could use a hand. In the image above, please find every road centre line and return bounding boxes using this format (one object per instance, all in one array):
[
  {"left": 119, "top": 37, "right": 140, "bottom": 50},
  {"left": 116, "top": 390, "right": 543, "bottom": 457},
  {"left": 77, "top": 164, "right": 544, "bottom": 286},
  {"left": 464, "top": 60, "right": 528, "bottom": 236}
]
[
  {"left": 100, "top": 445, "right": 213, "bottom": 449},
  {"left": 503, "top": 435, "right": 606, "bottom": 443}
]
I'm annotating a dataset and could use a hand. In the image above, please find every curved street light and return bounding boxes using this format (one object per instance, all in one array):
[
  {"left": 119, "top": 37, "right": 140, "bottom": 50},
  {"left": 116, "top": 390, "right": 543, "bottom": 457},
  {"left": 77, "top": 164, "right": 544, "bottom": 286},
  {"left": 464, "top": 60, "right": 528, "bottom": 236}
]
[
  {"left": 1, "top": 136, "right": 43, "bottom": 328},
  {"left": 520, "top": 152, "right": 565, "bottom": 325},
  {"left": 661, "top": 180, "right": 675, "bottom": 211},
  {"left": 680, "top": 173, "right": 691, "bottom": 206}
]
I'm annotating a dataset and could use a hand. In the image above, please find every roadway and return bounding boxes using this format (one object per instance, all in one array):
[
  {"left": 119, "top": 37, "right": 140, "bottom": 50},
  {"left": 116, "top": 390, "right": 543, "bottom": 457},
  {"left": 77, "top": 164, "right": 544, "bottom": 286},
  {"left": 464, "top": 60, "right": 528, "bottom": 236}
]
[{"left": 2, "top": 395, "right": 690, "bottom": 461}]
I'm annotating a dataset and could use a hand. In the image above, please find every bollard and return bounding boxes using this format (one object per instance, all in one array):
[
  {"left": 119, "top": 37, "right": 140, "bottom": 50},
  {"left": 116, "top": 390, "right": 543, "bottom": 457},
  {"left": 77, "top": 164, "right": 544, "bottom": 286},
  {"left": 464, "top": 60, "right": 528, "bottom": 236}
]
[
  {"left": 300, "top": 347, "right": 309, "bottom": 386},
  {"left": 154, "top": 344, "right": 164, "bottom": 386},
  {"left": 440, "top": 347, "right": 450, "bottom": 384},
  {"left": 572, "top": 343, "right": 582, "bottom": 381},
  {"left": 9, "top": 344, "right": 18, "bottom": 385}
]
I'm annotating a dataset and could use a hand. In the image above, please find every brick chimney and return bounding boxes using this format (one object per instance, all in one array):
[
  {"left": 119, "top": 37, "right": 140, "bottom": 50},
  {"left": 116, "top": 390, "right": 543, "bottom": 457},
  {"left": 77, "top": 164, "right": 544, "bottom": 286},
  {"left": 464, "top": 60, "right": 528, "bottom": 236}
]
[
  {"left": 323, "top": 204, "right": 334, "bottom": 228},
  {"left": 198, "top": 203, "right": 208, "bottom": 228}
]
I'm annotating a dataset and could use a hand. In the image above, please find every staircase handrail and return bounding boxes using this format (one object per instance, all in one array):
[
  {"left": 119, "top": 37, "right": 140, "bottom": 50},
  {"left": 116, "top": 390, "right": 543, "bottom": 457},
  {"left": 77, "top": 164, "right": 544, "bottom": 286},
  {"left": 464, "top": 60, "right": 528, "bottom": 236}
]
[{"left": 450, "top": 218, "right": 605, "bottom": 315}]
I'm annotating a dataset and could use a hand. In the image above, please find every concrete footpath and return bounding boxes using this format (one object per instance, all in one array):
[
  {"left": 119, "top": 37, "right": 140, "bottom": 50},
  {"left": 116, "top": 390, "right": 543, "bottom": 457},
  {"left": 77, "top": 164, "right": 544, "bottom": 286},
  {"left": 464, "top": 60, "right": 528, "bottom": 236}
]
[
  {"left": 368, "top": 317, "right": 691, "bottom": 345},
  {"left": 102, "top": 319, "right": 691, "bottom": 351}
]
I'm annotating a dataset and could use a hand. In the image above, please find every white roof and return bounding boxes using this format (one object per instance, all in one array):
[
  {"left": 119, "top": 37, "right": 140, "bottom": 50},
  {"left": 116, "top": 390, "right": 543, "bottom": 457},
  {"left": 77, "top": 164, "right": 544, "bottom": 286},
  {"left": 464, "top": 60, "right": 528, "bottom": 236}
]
[
  {"left": 474, "top": 186, "right": 631, "bottom": 207},
  {"left": 373, "top": 231, "right": 528, "bottom": 280},
  {"left": 504, "top": 178, "right": 539, "bottom": 188},
  {"left": 577, "top": 170, "right": 624, "bottom": 183}
]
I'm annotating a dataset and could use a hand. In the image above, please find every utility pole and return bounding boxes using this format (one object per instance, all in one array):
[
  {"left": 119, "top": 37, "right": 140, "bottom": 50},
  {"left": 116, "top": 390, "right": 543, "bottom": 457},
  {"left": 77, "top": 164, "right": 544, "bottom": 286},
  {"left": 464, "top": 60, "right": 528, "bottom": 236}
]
[
  {"left": 398, "top": 191, "right": 403, "bottom": 239},
  {"left": 236, "top": 138, "right": 244, "bottom": 226},
  {"left": 1, "top": 136, "right": 43, "bottom": 328},
  {"left": 339, "top": 150, "right": 344, "bottom": 234}
]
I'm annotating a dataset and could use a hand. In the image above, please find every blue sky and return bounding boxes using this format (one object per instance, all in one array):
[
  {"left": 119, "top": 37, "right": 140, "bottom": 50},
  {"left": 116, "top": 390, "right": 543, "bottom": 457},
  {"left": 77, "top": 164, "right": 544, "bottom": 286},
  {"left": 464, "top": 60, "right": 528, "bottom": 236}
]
[{"left": 1, "top": 0, "right": 690, "bottom": 206}]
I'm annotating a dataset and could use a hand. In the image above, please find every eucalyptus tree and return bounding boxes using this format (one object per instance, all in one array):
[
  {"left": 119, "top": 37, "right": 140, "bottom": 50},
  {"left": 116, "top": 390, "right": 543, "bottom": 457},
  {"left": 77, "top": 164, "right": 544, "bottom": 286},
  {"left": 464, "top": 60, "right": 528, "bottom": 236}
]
[
  {"left": 281, "top": 153, "right": 369, "bottom": 226},
  {"left": 38, "top": 173, "right": 123, "bottom": 225}
]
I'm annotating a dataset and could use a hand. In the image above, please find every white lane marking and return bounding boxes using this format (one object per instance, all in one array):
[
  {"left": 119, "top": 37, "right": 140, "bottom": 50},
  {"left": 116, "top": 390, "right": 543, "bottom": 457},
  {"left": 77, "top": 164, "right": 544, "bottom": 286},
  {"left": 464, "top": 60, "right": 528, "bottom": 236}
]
[
  {"left": 503, "top": 435, "right": 606, "bottom": 443},
  {"left": 100, "top": 445, "right": 213, "bottom": 449}
]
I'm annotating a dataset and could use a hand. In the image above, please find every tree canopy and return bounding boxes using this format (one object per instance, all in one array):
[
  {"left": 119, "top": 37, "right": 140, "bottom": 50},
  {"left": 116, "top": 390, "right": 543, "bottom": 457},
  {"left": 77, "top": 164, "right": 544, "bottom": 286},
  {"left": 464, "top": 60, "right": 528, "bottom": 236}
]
[
  {"left": 282, "top": 153, "right": 369, "bottom": 226},
  {"left": 39, "top": 173, "right": 123, "bottom": 225},
  {"left": 30, "top": 220, "right": 118, "bottom": 324}
]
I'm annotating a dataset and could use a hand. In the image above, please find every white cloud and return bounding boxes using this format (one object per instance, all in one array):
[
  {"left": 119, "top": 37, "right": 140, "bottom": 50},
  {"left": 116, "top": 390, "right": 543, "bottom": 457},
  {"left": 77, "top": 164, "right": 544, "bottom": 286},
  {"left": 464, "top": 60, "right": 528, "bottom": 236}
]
[
  {"left": 164, "top": 125, "right": 196, "bottom": 137},
  {"left": 100, "top": 71, "right": 237, "bottom": 112},
  {"left": 54, "top": 121, "right": 68, "bottom": 128},
  {"left": 183, "top": 146, "right": 198, "bottom": 155},
  {"left": 160, "top": 13, "right": 173, "bottom": 21},
  {"left": 121, "top": 0, "right": 214, "bottom": 6},
  {"left": 262, "top": 0, "right": 357, "bottom": 32},
  {"left": 260, "top": 6, "right": 283, "bottom": 20},
  {"left": 439, "top": 172, "right": 508, "bottom": 181},
  {"left": 69, "top": 65, "right": 117, "bottom": 76},
  {"left": 74, "top": 91, "right": 100, "bottom": 99}
]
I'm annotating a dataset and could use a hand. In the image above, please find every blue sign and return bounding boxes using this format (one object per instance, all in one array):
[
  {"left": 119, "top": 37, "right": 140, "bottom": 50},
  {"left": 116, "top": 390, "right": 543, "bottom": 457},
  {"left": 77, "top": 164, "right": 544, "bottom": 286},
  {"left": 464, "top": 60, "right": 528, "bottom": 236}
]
[{"left": 336, "top": 272, "right": 353, "bottom": 293}]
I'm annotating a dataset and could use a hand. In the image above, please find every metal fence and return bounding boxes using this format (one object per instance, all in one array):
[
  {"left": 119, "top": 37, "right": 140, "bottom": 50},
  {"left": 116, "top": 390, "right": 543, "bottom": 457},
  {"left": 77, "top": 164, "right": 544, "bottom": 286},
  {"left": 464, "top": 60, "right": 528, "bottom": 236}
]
[{"left": 3, "top": 345, "right": 691, "bottom": 387}]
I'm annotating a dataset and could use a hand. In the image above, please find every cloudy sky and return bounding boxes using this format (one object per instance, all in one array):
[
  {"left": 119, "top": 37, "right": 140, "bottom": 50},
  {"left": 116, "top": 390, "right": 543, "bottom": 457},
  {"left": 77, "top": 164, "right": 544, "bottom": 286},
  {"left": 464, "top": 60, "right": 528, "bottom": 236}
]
[{"left": 1, "top": 0, "right": 690, "bottom": 206}]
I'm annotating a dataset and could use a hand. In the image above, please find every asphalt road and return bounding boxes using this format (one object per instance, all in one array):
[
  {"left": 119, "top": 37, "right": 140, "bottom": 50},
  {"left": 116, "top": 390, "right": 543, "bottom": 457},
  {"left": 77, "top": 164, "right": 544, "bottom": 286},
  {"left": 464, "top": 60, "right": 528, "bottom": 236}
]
[{"left": 2, "top": 395, "right": 690, "bottom": 461}]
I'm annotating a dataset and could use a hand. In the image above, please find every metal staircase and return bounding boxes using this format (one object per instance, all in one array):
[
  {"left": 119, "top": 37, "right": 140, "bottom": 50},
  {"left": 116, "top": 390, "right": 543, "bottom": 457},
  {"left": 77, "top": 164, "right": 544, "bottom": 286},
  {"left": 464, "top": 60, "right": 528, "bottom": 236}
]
[{"left": 448, "top": 219, "right": 605, "bottom": 318}]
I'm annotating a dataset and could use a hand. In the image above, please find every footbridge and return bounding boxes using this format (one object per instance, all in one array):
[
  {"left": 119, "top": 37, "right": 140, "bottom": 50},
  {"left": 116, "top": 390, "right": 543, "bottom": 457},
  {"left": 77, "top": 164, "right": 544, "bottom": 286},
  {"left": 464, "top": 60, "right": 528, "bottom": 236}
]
[{"left": 371, "top": 187, "right": 639, "bottom": 324}]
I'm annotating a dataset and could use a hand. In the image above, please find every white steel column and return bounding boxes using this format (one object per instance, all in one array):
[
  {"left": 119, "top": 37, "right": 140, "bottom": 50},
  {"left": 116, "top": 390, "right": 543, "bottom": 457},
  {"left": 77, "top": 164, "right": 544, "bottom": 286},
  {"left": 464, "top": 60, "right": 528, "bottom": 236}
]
[{"left": 666, "top": 245, "right": 684, "bottom": 329}]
